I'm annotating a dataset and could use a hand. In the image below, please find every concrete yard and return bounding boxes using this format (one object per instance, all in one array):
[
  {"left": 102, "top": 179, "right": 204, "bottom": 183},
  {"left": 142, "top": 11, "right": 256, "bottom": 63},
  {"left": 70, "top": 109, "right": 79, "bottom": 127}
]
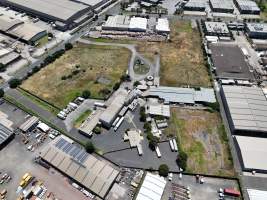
[{"left": 162, "top": 174, "right": 240, "bottom": 200}]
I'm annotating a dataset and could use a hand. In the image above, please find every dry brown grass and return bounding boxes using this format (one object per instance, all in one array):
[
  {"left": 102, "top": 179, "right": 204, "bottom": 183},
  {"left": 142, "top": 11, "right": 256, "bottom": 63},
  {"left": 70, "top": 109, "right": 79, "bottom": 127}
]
[
  {"left": 21, "top": 43, "right": 131, "bottom": 108},
  {"left": 164, "top": 108, "right": 234, "bottom": 176},
  {"left": 136, "top": 20, "right": 211, "bottom": 87}
]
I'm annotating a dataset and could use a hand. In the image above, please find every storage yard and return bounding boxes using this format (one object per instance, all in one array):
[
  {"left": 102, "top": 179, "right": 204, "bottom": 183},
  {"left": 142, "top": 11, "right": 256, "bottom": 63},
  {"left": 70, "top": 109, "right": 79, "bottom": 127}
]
[
  {"left": 164, "top": 108, "right": 234, "bottom": 176},
  {"left": 21, "top": 43, "right": 131, "bottom": 108}
]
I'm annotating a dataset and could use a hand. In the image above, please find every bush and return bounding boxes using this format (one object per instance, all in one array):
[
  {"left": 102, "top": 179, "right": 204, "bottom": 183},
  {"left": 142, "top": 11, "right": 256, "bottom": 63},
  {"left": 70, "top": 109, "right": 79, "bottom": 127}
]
[
  {"left": 113, "top": 82, "right": 120, "bottom": 91},
  {"left": 0, "top": 63, "right": 6, "bottom": 72},
  {"left": 85, "top": 142, "right": 95, "bottom": 153},
  {"left": 8, "top": 78, "right": 21, "bottom": 88},
  {"left": 176, "top": 151, "right": 188, "bottom": 170},
  {"left": 158, "top": 164, "right": 169, "bottom": 177},
  {"left": 93, "top": 126, "right": 101, "bottom": 134},
  {"left": 82, "top": 90, "right": 91, "bottom": 99},
  {"left": 143, "top": 122, "right": 151, "bottom": 132},
  {"left": 61, "top": 75, "right": 67, "bottom": 80},
  {"left": 0, "top": 89, "right": 4, "bottom": 98},
  {"left": 65, "top": 43, "right": 73, "bottom": 50},
  {"left": 134, "top": 81, "right": 141, "bottom": 87}
]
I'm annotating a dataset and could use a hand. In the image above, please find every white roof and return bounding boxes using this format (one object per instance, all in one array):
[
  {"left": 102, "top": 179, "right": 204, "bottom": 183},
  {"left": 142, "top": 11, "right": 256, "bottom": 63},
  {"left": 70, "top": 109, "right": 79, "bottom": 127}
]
[
  {"left": 148, "top": 104, "right": 170, "bottom": 118},
  {"left": 136, "top": 172, "right": 166, "bottom": 200},
  {"left": 156, "top": 18, "right": 170, "bottom": 32},
  {"left": 129, "top": 17, "right": 147, "bottom": 31},
  {"left": 235, "top": 136, "right": 267, "bottom": 171},
  {"left": 37, "top": 122, "right": 50, "bottom": 132},
  {"left": 247, "top": 189, "right": 267, "bottom": 200}
]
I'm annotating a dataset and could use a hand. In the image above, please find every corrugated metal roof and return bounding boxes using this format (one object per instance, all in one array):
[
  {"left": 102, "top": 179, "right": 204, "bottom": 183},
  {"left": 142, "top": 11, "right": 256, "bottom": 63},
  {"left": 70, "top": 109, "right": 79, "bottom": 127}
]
[
  {"left": 235, "top": 136, "right": 267, "bottom": 171},
  {"left": 2, "top": 0, "right": 89, "bottom": 21},
  {"left": 222, "top": 85, "right": 267, "bottom": 133},
  {"left": 145, "top": 86, "right": 216, "bottom": 104},
  {"left": 0, "top": 123, "right": 13, "bottom": 145},
  {"left": 40, "top": 136, "right": 119, "bottom": 199}
]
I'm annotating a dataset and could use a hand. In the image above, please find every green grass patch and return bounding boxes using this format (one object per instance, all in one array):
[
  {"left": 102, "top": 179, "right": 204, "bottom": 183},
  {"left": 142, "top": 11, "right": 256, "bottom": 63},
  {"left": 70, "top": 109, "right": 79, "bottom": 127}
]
[
  {"left": 35, "top": 35, "right": 49, "bottom": 48},
  {"left": 74, "top": 109, "right": 92, "bottom": 128},
  {"left": 17, "top": 88, "right": 60, "bottom": 115}
]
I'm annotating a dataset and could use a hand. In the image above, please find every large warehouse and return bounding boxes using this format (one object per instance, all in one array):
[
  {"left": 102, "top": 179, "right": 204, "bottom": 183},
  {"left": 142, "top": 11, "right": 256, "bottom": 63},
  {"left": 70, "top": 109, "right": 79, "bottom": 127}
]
[
  {"left": 235, "top": 136, "right": 267, "bottom": 173},
  {"left": 209, "top": 0, "right": 234, "bottom": 13},
  {"left": 234, "top": 0, "right": 260, "bottom": 15},
  {"left": 40, "top": 136, "right": 120, "bottom": 199},
  {"left": 204, "top": 22, "right": 231, "bottom": 37},
  {"left": 0, "top": 0, "right": 94, "bottom": 31},
  {"left": 220, "top": 85, "right": 267, "bottom": 137},
  {"left": 209, "top": 43, "right": 254, "bottom": 80},
  {"left": 184, "top": 0, "right": 207, "bottom": 12},
  {"left": 0, "top": 123, "right": 14, "bottom": 148},
  {"left": 0, "top": 15, "right": 47, "bottom": 44},
  {"left": 245, "top": 23, "right": 267, "bottom": 39}
]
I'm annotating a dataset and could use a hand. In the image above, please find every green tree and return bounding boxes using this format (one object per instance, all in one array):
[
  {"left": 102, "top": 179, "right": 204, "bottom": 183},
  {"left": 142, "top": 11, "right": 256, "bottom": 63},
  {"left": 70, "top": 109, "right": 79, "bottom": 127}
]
[
  {"left": 8, "top": 78, "right": 21, "bottom": 88},
  {"left": 134, "top": 81, "right": 141, "bottom": 87},
  {"left": 158, "top": 164, "right": 169, "bottom": 177},
  {"left": 93, "top": 126, "right": 101, "bottom": 134},
  {"left": 82, "top": 90, "right": 91, "bottom": 99},
  {"left": 85, "top": 141, "right": 95, "bottom": 153},
  {"left": 0, "top": 89, "right": 4, "bottom": 98},
  {"left": 113, "top": 82, "right": 120, "bottom": 91},
  {"left": 65, "top": 43, "right": 73, "bottom": 50},
  {"left": 0, "top": 63, "right": 6, "bottom": 72},
  {"left": 176, "top": 151, "right": 188, "bottom": 170}
]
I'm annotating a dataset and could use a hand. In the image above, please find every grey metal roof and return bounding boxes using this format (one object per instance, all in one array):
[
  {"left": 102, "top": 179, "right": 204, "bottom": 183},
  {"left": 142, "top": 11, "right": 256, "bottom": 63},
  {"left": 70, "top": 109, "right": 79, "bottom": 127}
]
[
  {"left": 210, "top": 0, "right": 234, "bottom": 10},
  {"left": 184, "top": 0, "right": 207, "bottom": 9},
  {"left": 0, "top": 123, "right": 13, "bottom": 145},
  {"left": 235, "top": 136, "right": 267, "bottom": 171},
  {"left": 145, "top": 86, "right": 216, "bottom": 104},
  {"left": 2, "top": 0, "right": 89, "bottom": 21},
  {"left": 40, "top": 136, "right": 119, "bottom": 198},
  {"left": 246, "top": 23, "right": 267, "bottom": 34},
  {"left": 204, "top": 22, "right": 230, "bottom": 34},
  {"left": 72, "top": 0, "right": 106, "bottom": 6},
  {"left": 235, "top": 0, "right": 260, "bottom": 12},
  {"left": 222, "top": 85, "right": 267, "bottom": 133}
]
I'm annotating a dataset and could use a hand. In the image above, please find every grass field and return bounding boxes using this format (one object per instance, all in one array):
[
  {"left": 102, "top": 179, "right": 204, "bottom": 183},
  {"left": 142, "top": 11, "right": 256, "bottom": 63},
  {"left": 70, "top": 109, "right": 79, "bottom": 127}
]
[
  {"left": 136, "top": 20, "right": 211, "bottom": 87},
  {"left": 21, "top": 43, "right": 131, "bottom": 108},
  {"left": 74, "top": 109, "right": 92, "bottom": 128},
  {"left": 164, "top": 108, "right": 234, "bottom": 177}
]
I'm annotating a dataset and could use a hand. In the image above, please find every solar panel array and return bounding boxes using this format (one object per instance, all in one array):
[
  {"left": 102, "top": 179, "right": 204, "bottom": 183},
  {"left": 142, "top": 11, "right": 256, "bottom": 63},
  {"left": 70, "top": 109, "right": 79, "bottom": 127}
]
[{"left": 55, "top": 138, "right": 88, "bottom": 164}]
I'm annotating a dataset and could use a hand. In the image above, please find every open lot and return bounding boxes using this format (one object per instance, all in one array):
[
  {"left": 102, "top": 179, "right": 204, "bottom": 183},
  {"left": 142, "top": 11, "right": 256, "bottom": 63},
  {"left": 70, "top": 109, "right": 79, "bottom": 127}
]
[
  {"left": 21, "top": 43, "right": 131, "bottom": 108},
  {"left": 136, "top": 20, "right": 211, "bottom": 87},
  {"left": 162, "top": 174, "right": 240, "bottom": 200},
  {"left": 164, "top": 108, "right": 234, "bottom": 176}
]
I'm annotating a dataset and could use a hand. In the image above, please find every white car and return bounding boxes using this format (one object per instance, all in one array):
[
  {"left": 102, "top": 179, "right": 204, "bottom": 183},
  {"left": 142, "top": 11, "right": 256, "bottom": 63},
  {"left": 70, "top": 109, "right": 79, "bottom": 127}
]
[{"left": 168, "top": 173, "right": 173, "bottom": 181}]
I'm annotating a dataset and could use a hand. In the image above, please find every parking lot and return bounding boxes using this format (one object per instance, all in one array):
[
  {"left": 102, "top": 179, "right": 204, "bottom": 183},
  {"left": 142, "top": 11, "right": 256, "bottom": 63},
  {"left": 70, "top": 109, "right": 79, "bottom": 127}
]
[{"left": 162, "top": 174, "right": 240, "bottom": 200}]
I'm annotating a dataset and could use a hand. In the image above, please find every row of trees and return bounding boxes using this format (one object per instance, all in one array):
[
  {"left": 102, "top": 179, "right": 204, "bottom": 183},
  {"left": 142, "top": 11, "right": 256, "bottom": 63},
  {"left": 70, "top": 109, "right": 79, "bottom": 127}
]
[{"left": 8, "top": 43, "right": 73, "bottom": 89}]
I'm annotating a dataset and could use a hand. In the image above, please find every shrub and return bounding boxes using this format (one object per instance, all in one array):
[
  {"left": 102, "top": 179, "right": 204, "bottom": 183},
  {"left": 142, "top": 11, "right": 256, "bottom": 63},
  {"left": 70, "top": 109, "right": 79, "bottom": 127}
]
[
  {"left": 158, "top": 164, "right": 169, "bottom": 177},
  {"left": 82, "top": 90, "right": 91, "bottom": 99},
  {"left": 176, "top": 151, "right": 188, "bottom": 170},
  {"left": 0, "top": 63, "right": 6, "bottom": 72},
  {"left": 134, "top": 81, "right": 141, "bottom": 87},
  {"left": 61, "top": 75, "right": 67, "bottom": 80},
  {"left": 113, "top": 82, "right": 120, "bottom": 91},
  {"left": 48, "top": 32, "right": 54, "bottom": 38},
  {"left": 85, "top": 141, "right": 95, "bottom": 153},
  {"left": 65, "top": 43, "right": 73, "bottom": 50},
  {"left": 93, "top": 126, "right": 101, "bottom": 134},
  {"left": 8, "top": 78, "right": 21, "bottom": 88},
  {"left": 0, "top": 89, "right": 4, "bottom": 98},
  {"left": 143, "top": 122, "right": 151, "bottom": 132}
]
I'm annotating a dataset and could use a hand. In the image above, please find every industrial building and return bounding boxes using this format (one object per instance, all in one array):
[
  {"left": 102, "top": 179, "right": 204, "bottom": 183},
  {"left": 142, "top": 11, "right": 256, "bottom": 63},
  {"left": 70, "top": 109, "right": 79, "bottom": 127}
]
[
  {"left": 102, "top": 15, "right": 130, "bottom": 31},
  {"left": 209, "top": 0, "right": 234, "bottom": 13},
  {"left": 209, "top": 43, "right": 254, "bottom": 80},
  {"left": 234, "top": 0, "right": 260, "bottom": 15},
  {"left": 184, "top": 0, "right": 207, "bottom": 12},
  {"left": 0, "top": 15, "right": 47, "bottom": 44},
  {"left": 99, "top": 90, "right": 127, "bottom": 128},
  {"left": 155, "top": 18, "right": 170, "bottom": 34},
  {"left": 220, "top": 85, "right": 267, "bottom": 137},
  {"left": 136, "top": 172, "right": 166, "bottom": 200},
  {"left": 144, "top": 86, "right": 216, "bottom": 105},
  {"left": 0, "top": 122, "right": 14, "bottom": 148},
  {"left": 40, "top": 136, "right": 120, "bottom": 199},
  {"left": 71, "top": 0, "right": 112, "bottom": 12},
  {"left": 102, "top": 15, "right": 148, "bottom": 32},
  {"left": 247, "top": 189, "right": 267, "bottom": 200},
  {"left": 147, "top": 104, "right": 170, "bottom": 118},
  {"left": 204, "top": 22, "right": 231, "bottom": 37},
  {"left": 0, "top": 0, "right": 94, "bottom": 31},
  {"left": 235, "top": 136, "right": 267, "bottom": 173},
  {"left": 245, "top": 23, "right": 267, "bottom": 39},
  {"left": 19, "top": 116, "right": 39, "bottom": 132},
  {"left": 0, "top": 48, "right": 20, "bottom": 66}
]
